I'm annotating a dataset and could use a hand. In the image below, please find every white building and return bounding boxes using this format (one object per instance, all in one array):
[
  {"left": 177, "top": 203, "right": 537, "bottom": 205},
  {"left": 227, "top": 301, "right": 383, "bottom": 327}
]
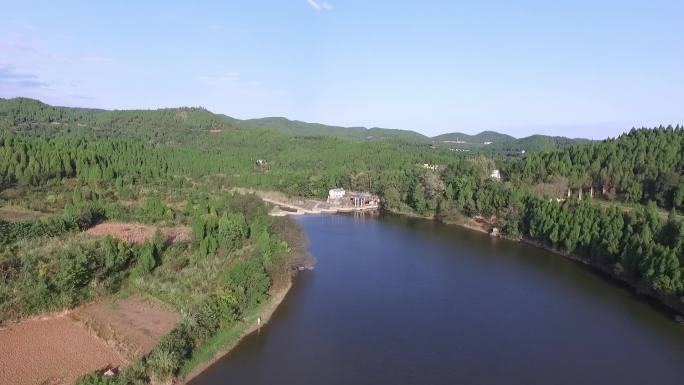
[
  {"left": 328, "top": 188, "right": 346, "bottom": 200},
  {"left": 490, "top": 169, "right": 501, "bottom": 181},
  {"left": 422, "top": 163, "right": 439, "bottom": 171}
]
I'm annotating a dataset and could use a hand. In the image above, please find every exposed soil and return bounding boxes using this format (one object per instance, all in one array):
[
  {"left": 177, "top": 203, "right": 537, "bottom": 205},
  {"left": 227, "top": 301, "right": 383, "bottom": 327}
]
[
  {"left": 0, "top": 314, "right": 127, "bottom": 385},
  {"left": 0, "top": 297, "right": 180, "bottom": 385},
  {"left": 72, "top": 297, "right": 180, "bottom": 360},
  {"left": 0, "top": 207, "right": 50, "bottom": 222},
  {"left": 86, "top": 222, "right": 191, "bottom": 245},
  {"left": 230, "top": 187, "right": 378, "bottom": 216}
]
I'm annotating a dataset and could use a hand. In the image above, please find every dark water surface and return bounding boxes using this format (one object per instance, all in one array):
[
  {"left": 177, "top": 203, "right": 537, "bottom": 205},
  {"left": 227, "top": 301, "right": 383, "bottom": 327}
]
[{"left": 190, "top": 214, "right": 684, "bottom": 385}]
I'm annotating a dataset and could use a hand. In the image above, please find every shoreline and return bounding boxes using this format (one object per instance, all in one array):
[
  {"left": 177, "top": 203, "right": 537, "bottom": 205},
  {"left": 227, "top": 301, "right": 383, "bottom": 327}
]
[
  {"left": 179, "top": 215, "right": 313, "bottom": 384},
  {"left": 193, "top": 188, "right": 682, "bottom": 382},
  {"left": 381, "top": 205, "right": 684, "bottom": 319},
  {"left": 177, "top": 196, "right": 682, "bottom": 384},
  {"left": 230, "top": 187, "right": 378, "bottom": 216},
  {"left": 181, "top": 277, "right": 294, "bottom": 384},
  {"left": 518, "top": 238, "right": 684, "bottom": 317}
]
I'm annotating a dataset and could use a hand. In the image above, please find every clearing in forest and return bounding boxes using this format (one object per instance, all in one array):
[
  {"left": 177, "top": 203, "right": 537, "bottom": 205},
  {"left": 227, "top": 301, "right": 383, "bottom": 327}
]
[{"left": 85, "top": 222, "right": 191, "bottom": 245}]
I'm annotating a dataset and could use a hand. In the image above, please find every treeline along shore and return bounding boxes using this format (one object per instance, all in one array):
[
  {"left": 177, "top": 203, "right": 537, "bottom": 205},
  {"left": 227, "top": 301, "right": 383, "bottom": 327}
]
[{"left": 0, "top": 98, "right": 683, "bottom": 383}]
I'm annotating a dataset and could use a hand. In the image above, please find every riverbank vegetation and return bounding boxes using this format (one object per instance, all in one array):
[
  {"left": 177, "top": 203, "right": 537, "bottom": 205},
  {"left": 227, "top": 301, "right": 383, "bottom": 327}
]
[{"left": 0, "top": 172, "right": 307, "bottom": 384}]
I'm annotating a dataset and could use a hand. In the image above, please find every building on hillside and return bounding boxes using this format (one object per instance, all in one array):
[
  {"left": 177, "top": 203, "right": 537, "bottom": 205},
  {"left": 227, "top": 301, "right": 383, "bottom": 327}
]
[
  {"left": 422, "top": 163, "right": 440, "bottom": 171},
  {"left": 352, "top": 193, "right": 376, "bottom": 207},
  {"left": 490, "top": 169, "right": 501, "bottom": 181},
  {"left": 328, "top": 188, "right": 346, "bottom": 201}
]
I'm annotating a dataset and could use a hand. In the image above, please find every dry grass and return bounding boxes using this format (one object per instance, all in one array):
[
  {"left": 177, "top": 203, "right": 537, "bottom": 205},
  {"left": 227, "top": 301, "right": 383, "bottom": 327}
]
[{"left": 0, "top": 207, "right": 50, "bottom": 222}]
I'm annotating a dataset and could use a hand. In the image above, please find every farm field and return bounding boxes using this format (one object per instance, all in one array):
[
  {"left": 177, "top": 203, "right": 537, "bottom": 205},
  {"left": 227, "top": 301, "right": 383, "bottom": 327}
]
[
  {"left": 85, "top": 222, "right": 192, "bottom": 245},
  {"left": 0, "top": 313, "right": 126, "bottom": 385},
  {"left": 0, "top": 297, "right": 179, "bottom": 385}
]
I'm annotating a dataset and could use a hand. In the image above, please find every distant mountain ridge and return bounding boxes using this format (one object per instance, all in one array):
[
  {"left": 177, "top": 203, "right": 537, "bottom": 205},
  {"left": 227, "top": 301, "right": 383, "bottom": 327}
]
[
  {"left": 0, "top": 97, "right": 589, "bottom": 154},
  {"left": 221, "top": 116, "right": 429, "bottom": 142},
  {"left": 432, "top": 130, "right": 515, "bottom": 143},
  {"left": 227, "top": 115, "right": 591, "bottom": 153}
]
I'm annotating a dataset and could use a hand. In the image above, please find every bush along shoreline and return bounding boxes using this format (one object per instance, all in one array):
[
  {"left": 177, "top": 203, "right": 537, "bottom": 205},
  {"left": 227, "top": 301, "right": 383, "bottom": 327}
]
[
  {"left": 388, "top": 195, "right": 684, "bottom": 319},
  {"left": 0, "top": 187, "right": 311, "bottom": 385},
  {"left": 69, "top": 195, "right": 310, "bottom": 385}
]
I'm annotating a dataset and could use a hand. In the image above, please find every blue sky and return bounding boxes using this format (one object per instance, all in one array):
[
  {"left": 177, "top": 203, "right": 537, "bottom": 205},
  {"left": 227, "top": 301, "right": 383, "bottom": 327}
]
[{"left": 0, "top": 0, "right": 682, "bottom": 139}]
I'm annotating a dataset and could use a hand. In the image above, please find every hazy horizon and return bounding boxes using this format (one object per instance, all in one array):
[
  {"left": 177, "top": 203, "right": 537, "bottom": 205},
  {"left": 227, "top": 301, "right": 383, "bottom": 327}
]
[{"left": 1, "top": 1, "right": 683, "bottom": 139}]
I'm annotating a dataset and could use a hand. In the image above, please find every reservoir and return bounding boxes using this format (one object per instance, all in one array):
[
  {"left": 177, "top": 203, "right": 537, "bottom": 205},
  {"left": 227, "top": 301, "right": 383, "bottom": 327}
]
[{"left": 190, "top": 214, "right": 684, "bottom": 385}]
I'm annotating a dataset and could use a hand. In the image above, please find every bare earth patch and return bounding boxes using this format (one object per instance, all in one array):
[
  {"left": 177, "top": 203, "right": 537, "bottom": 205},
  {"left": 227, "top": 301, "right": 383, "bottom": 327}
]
[
  {"left": 0, "top": 207, "right": 49, "bottom": 222},
  {"left": 0, "top": 314, "right": 127, "bottom": 385},
  {"left": 0, "top": 297, "right": 180, "bottom": 385},
  {"left": 72, "top": 297, "right": 180, "bottom": 360},
  {"left": 86, "top": 222, "right": 191, "bottom": 245}
]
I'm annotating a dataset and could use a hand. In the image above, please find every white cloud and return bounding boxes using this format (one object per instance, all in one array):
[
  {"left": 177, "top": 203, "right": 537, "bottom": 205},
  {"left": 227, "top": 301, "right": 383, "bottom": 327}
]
[{"left": 306, "top": 0, "right": 332, "bottom": 12}]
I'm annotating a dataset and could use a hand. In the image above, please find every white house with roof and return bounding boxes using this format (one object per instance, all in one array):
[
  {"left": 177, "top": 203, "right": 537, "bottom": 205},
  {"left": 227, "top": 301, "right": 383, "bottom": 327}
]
[
  {"left": 490, "top": 169, "right": 501, "bottom": 181},
  {"left": 328, "top": 188, "right": 346, "bottom": 200}
]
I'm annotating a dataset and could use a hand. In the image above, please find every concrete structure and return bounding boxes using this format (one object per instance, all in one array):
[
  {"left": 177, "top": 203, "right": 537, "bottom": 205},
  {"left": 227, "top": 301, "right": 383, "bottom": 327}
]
[
  {"left": 422, "top": 163, "right": 439, "bottom": 171},
  {"left": 490, "top": 169, "right": 501, "bottom": 181},
  {"left": 352, "top": 193, "right": 375, "bottom": 207},
  {"left": 328, "top": 188, "right": 346, "bottom": 200}
]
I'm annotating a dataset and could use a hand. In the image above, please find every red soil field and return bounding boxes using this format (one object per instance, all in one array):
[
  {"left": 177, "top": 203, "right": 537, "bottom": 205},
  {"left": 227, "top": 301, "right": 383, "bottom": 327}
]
[
  {"left": 0, "top": 298, "right": 179, "bottom": 385},
  {"left": 85, "top": 222, "right": 191, "bottom": 245},
  {"left": 72, "top": 297, "right": 180, "bottom": 360},
  {"left": 0, "top": 314, "right": 127, "bottom": 385}
]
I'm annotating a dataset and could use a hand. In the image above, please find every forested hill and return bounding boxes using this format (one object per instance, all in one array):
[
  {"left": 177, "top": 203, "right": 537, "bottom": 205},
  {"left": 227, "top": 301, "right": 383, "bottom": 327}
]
[
  {"left": 226, "top": 115, "right": 589, "bottom": 153},
  {"left": 1, "top": 96, "right": 684, "bottom": 310},
  {"left": 508, "top": 126, "right": 684, "bottom": 210},
  {"left": 432, "top": 130, "right": 515, "bottom": 143},
  {"left": 222, "top": 116, "right": 429, "bottom": 143},
  {"left": 0, "top": 98, "right": 586, "bottom": 155}
]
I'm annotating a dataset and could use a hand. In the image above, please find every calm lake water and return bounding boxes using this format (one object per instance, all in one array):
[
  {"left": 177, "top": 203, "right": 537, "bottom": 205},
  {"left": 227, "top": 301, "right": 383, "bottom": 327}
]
[{"left": 190, "top": 214, "right": 684, "bottom": 385}]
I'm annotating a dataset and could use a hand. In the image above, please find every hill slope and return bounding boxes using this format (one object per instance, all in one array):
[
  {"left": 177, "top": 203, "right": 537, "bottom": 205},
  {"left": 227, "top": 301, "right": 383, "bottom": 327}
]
[{"left": 1, "top": 97, "right": 587, "bottom": 154}]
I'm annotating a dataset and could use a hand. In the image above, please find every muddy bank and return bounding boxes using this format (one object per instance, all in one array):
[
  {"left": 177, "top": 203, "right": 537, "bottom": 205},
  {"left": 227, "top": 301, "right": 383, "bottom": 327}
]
[{"left": 231, "top": 187, "right": 378, "bottom": 216}]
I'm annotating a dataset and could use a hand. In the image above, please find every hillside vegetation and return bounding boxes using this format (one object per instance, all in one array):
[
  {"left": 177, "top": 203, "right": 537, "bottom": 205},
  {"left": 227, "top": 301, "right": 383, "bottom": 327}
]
[
  {"left": 0, "top": 98, "right": 683, "bottom": 385},
  {"left": 1, "top": 97, "right": 587, "bottom": 154}
]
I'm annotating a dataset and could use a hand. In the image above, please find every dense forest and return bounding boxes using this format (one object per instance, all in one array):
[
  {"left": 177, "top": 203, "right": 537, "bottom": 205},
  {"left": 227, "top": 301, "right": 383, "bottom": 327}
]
[
  {"left": 1, "top": 98, "right": 683, "bottom": 348},
  {"left": 509, "top": 127, "right": 684, "bottom": 210},
  {"left": 1, "top": 97, "right": 587, "bottom": 152}
]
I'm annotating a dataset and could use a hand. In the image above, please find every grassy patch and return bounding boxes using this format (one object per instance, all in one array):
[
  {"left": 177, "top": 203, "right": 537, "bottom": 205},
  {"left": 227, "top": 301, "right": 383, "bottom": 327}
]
[{"left": 179, "top": 302, "right": 264, "bottom": 377}]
